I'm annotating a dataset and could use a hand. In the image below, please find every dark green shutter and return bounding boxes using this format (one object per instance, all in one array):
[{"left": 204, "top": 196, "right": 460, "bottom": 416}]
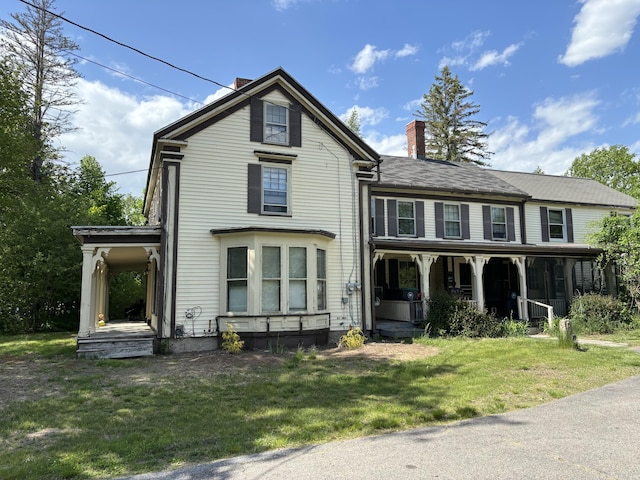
[
  {"left": 289, "top": 104, "right": 301, "bottom": 147},
  {"left": 374, "top": 198, "right": 385, "bottom": 236},
  {"left": 566, "top": 208, "right": 574, "bottom": 243},
  {"left": 435, "top": 202, "right": 444, "bottom": 238},
  {"left": 247, "top": 163, "right": 262, "bottom": 213},
  {"left": 540, "top": 206, "right": 549, "bottom": 242},
  {"left": 388, "top": 200, "right": 397, "bottom": 237},
  {"left": 250, "top": 97, "right": 263, "bottom": 142},
  {"left": 416, "top": 201, "right": 425, "bottom": 237},
  {"left": 461, "top": 204, "right": 470, "bottom": 239},
  {"left": 507, "top": 207, "right": 516, "bottom": 242},
  {"left": 482, "top": 205, "right": 492, "bottom": 240}
]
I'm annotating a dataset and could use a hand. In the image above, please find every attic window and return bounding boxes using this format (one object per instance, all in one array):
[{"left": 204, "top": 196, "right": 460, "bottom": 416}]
[{"left": 264, "top": 103, "right": 288, "bottom": 144}]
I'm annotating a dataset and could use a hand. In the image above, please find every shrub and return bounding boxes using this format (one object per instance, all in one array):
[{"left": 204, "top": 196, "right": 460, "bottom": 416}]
[
  {"left": 339, "top": 327, "right": 366, "bottom": 349},
  {"left": 569, "top": 293, "right": 631, "bottom": 334},
  {"left": 221, "top": 323, "right": 244, "bottom": 353},
  {"left": 501, "top": 318, "right": 528, "bottom": 337},
  {"left": 426, "top": 292, "right": 502, "bottom": 338}
]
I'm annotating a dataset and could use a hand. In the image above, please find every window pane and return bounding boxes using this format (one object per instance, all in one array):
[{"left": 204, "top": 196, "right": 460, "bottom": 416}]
[
  {"left": 316, "top": 249, "right": 326, "bottom": 279},
  {"left": 227, "top": 247, "right": 247, "bottom": 279},
  {"left": 289, "top": 280, "right": 307, "bottom": 310},
  {"left": 317, "top": 281, "right": 326, "bottom": 310},
  {"left": 444, "top": 204, "right": 460, "bottom": 221},
  {"left": 228, "top": 280, "right": 247, "bottom": 312},
  {"left": 491, "top": 207, "right": 506, "bottom": 223},
  {"left": 265, "top": 104, "right": 287, "bottom": 144},
  {"left": 262, "top": 280, "right": 280, "bottom": 312},
  {"left": 263, "top": 167, "right": 288, "bottom": 212},
  {"left": 445, "top": 221, "right": 460, "bottom": 237},
  {"left": 549, "top": 210, "right": 564, "bottom": 224},
  {"left": 398, "top": 201, "right": 414, "bottom": 218},
  {"left": 398, "top": 218, "right": 415, "bottom": 235},
  {"left": 550, "top": 225, "right": 564, "bottom": 238},
  {"left": 493, "top": 224, "right": 507, "bottom": 239},
  {"left": 289, "top": 247, "right": 307, "bottom": 278},
  {"left": 262, "top": 247, "right": 281, "bottom": 278}
]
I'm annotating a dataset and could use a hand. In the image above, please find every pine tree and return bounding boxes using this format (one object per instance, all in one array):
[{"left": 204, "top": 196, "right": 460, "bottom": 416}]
[
  {"left": 1, "top": 0, "right": 82, "bottom": 182},
  {"left": 416, "top": 66, "right": 492, "bottom": 166}
]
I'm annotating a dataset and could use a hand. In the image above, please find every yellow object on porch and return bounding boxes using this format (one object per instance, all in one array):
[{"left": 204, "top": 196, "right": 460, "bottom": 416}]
[{"left": 98, "top": 313, "right": 105, "bottom": 327}]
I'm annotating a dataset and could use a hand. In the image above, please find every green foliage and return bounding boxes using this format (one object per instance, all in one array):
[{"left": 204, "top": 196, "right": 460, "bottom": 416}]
[
  {"left": 425, "top": 292, "right": 503, "bottom": 338},
  {"left": 566, "top": 145, "right": 640, "bottom": 199},
  {"left": 416, "top": 65, "right": 492, "bottom": 166},
  {"left": 74, "top": 155, "right": 125, "bottom": 225},
  {"left": 501, "top": 318, "right": 529, "bottom": 337},
  {"left": 339, "top": 327, "right": 366, "bottom": 349},
  {"left": 221, "top": 323, "right": 244, "bottom": 353},
  {"left": 108, "top": 273, "right": 146, "bottom": 319},
  {"left": 345, "top": 107, "right": 362, "bottom": 137},
  {"left": 568, "top": 293, "right": 630, "bottom": 334}
]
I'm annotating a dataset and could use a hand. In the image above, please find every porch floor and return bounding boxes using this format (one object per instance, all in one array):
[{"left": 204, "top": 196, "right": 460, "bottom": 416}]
[
  {"left": 375, "top": 319, "right": 426, "bottom": 339},
  {"left": 77, "top": 320, "right": 156, "bottom": 359}
]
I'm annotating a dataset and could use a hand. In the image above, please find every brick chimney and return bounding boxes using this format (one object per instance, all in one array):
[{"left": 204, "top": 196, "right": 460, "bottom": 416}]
[
  {"left": 406, "top": 120, "right": 426, "bottom": 159},
  {"left": 234, "top": 78, "right": 252, "bottom": 90}
]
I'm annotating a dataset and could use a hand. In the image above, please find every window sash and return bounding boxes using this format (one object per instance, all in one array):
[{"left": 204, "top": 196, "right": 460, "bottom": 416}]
[
  {"left": 289, "top": 247, "right": 307, "bottom": 311},
  {"left": 317, "top": 249, "right": 327, "bottom": 310},
  {"left": 397, "top": 201, "right": 415, "bottom": 236},
  {"left": 227, "top": 247, "right": 247, "bottom": 312},
  {"left": 491, "top": 207, "right": 507, "bottom": 240},
  {"left": 262, "top": 246, "right": 281, "bottom": 312},
  {"left": 263, "top": 166, "right": 288, "bottom": 213},
  {"left": 444, "top": 204, "right": 461, "bottom": 238},
  {"left": 264, "top": 104, "right": 288, "bottom": 144},
  {"left": 548, "top": 209, "right": 565, "bottom": 239}
]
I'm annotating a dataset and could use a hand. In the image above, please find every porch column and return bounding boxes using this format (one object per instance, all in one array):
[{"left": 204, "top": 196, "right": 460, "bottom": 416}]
[
  {"left": 511, "top": 256, "right": 529, "bottom": 322},
  {"left": 564, "top": 258, "right": 577, "bottom": 303},
  {"left": 78, "top": 246, "right": 95, "bottom": 337},
  {"left": 465, "top": 256, "right": 489, "bottom": 312},
  {"left": 411, "top": 253, "right": 437, "bottom": 315}
]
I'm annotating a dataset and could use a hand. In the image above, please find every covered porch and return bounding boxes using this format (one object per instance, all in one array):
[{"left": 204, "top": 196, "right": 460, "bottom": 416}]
[{"left": 72, "top": 226, "right": 162, "bottom": 358}]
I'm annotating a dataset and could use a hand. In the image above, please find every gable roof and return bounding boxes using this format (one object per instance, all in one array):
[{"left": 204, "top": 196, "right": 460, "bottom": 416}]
[
  {"left": 144, "top": 67, "right": 379, "bottom": 211},
  {"left": 377, "top": 156, "right": 529, "bottom": 198},
  {"left": 490, "top": 170, "right": 637, "bottom": 209}
]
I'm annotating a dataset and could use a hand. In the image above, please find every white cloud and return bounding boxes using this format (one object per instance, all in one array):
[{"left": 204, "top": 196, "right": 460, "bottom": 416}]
[
  {"left": 203, "top": 84, "right": 234, "bottom": 105},
  {"left": 470, "top": 43, "right": 522, "bottom": 71},
  {"left": 58, "top": 79, "right": 192, "bottom": 195},
  {"left": 438, "top": 55, "right": 468, "bottom": 70},
  {"left": 364, "top": 131, "right": 407, "bottom": 157},
  {"left": 350, "top": 44, "right": 391, "bottom": 74},
  {"left": 354, "top": 76, "right": 380, "bottom": 90},
  {"left": 488, "top": 92, "right": 601, "bottom": 174},
  {"left": 395, "top": 43, "right": 419, "bottom": 58},
  {"left": 272, "top": 0, "right": 302, "bottom": 11},
  {"left": 339, "top": 105, "right": 389, "bottom": 127},
  {"left": 451, "top": 31, "right": 490, "bottom": 52},
  {"left": 559, "top": 0, "right": 640, "bottom": 67}
]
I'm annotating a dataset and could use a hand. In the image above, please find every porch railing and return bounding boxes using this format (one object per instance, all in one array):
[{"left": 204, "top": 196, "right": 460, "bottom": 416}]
[{"left": 526, "top": 299, "right": 555, "bottom": 329}]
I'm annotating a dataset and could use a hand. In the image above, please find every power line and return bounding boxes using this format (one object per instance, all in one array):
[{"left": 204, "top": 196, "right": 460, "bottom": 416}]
[
  {"left": 18, "top": 0, "right": 236, "bottom": 94},
  {"left": 63, "top": 50, "right": 204, "bottom": 106}
]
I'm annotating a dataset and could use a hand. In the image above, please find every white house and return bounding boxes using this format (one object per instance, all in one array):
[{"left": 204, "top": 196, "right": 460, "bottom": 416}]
[{"left": 72, "top": 69, "right": 636, "bottom": 358}]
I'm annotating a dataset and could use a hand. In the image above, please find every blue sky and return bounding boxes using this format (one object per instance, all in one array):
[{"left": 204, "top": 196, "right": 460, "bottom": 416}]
[{"left": 2, "top": 0, "right": 640, "bottom": 195}]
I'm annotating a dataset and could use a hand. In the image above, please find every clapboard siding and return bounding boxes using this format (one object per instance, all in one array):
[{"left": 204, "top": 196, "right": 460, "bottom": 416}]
[{"left": 172, "top": 91, "right": 361, "bottom": 334}]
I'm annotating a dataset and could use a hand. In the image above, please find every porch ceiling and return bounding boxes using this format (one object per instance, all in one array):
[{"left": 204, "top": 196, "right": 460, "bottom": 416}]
[{"left": 103, "top": 247, "right": 153, "bottom": 273}]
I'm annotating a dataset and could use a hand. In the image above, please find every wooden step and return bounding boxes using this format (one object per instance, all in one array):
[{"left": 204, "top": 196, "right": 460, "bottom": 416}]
[{"left": 76, "top": 336, "right": 154, "bottom": 359}]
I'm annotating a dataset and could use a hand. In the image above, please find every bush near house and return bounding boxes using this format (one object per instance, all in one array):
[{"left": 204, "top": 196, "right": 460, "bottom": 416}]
[{"left": 568, "top": 293, "right": 632, "bottom": 334}]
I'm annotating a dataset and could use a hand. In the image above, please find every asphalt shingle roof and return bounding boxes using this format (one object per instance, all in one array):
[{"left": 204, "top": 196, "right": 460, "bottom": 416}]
[
  {"left": 378, "top": 156, "right": 528, "bottom": 198},
  {"left": 490, "top": 170, "right": 637, "bottom": 208}
]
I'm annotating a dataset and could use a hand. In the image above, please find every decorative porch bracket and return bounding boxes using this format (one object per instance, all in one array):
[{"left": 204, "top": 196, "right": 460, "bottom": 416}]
[
  {"left": 509, "top": 256, "right": 529, "bottom": 322},
  {"left": 410, "top": 254, "right": 437, "bottom": 318}
]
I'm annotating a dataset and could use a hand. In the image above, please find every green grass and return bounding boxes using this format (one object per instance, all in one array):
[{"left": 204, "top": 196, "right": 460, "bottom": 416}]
[
  {"left": 0, "top": 332, "right": 76, "bottom": 357},
  {"left": 1, "top": 334, "right": 639, "bottom": 479}
]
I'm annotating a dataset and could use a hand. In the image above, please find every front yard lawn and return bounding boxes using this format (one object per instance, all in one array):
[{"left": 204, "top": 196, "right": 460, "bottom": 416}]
[{"left": 1, "top": 333, "right": 639, "bottom": 479}]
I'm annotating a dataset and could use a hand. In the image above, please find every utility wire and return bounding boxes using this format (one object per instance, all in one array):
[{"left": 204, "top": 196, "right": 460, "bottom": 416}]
[
  {"left": 63, "top": 50, "right": 204, "bottom": 106},
  {"left": 19, "top": 0, "right": 236, "bottom": 93}
]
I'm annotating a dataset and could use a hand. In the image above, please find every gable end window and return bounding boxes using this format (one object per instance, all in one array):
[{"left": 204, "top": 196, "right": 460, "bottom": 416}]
[
  {"left": 250, "top": 97, "right": 302, "bottom": 147},
  {"left": 248, "top": 163, "right": 291, "bottom": 215}
]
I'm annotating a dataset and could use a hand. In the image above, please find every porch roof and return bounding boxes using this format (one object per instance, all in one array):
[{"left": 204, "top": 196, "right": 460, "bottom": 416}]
[
  {"left": 72, "top": 226, "right": 161, "bottom": 245},
  {"left": 371, "top": 238, "right": 602, "bottom": 257}
]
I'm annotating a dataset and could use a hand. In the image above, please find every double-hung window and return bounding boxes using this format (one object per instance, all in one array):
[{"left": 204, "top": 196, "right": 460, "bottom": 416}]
[
  {"left": 317, "top": 249, "right": 327, "bottom": 310},
  {"left": 548, "top": 209, "right": 565, "bottom": 240},
  {"left": 262, "top": 166, "right": 289, "bottom": 214},
  {"left": 264, "top": 103, "right": 288, "bottom": 144},
  {"left": 262, "top": 246, "right": 281, "bottom": 312},
  {"left": 227, "top": 247, "right": 248, "bottom": 312},
  {"left": 289, "top": 247, "right": 307, "bottom": 311},
  {"left": 491, "top": 207, "right": 507, "bottom": 240},
  {"left": 397, "top": 201, "right": 415, "bottom": 236},
  {"left": 444, "top": 204, "right": 461, "bottom": 238}
]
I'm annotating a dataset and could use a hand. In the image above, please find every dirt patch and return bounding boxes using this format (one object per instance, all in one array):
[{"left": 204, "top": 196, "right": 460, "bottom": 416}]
[{"left": 0, "top": 342, "right": 438, "bottom": 408}]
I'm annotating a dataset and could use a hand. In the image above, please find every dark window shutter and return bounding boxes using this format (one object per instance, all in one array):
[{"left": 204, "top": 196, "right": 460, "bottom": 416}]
[
  {"left": 507, "top": 207, "right": 516, "bottom": 242},
  {"left": 540, "top": 206, "right": 549, "bottom": 242},
  {"left": 565, "top": 208, "right": 574, "bottom": 243},
  {"left": 289, "top": 104, "right": 301, "bottom": 147},
  {"left": 374, "top": 198, "right": 385, "bottom": 237},
  {"left": 482, "top": 205, "right": 492, "bottom": 240},
  {"left": 461, "top": 204, "right": 470, "bottom": 240},
  {"left": 415, "top": 201, "right": 425, "bottom": 237},
  {"left": 250, "top": 97, "right": 263, "bottom": 142},
  {"left": 247, "top": 163, "right": 262, "bottom": 213},
  {"left": 387, "top": 200, "right": 397, "bottom": 237},
  {"left": 435, "top": 202, "right": 444, "bottom": 238}
]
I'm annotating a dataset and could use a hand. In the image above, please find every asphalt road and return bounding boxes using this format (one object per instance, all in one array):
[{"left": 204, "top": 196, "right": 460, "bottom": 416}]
[{"left": 119, "top": 374, "right": 640, "bottom": 480}]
